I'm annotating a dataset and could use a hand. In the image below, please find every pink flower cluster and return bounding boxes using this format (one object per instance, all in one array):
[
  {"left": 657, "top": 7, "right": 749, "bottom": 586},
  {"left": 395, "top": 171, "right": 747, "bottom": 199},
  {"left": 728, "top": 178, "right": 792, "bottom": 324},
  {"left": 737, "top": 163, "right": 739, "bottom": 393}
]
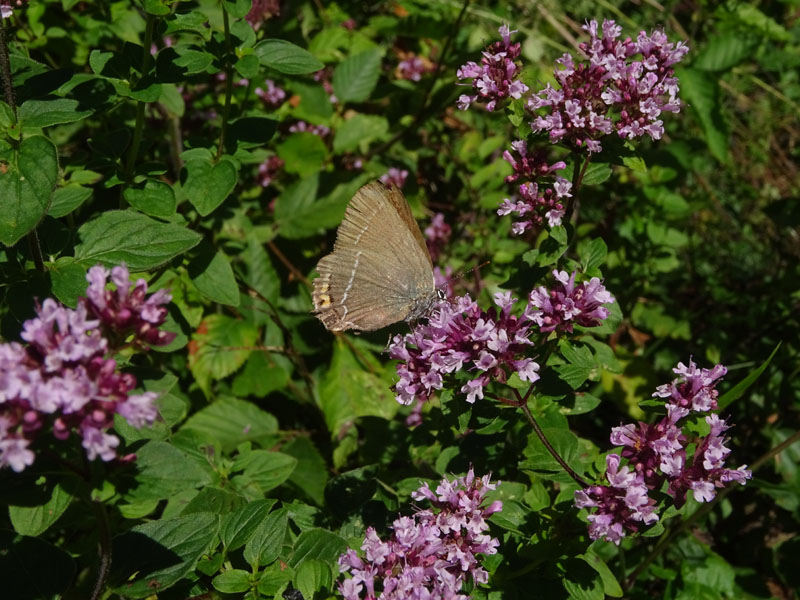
[
  {"left": 256, "top": 156, "right": 284, "bottom": 188},
  {"left": 498, "top": 140, "right": 571, "bottom": 232},
  {"left": 244, "top": 0, "right": 280, "bottom": 30},
  {"left": 389, "top": 293, "right": 539, "bottom": 409},
  {"left": 574, "top": 360, "right": 751, "bottom": 544},
  {"left": 338, "top": 468, "right": 502, "bottom": 600},
  {"left": 0, "top": 265, "right": 174, "bottom": 472},
  {"left": 396, "top": 55, "right": 434, "bottom": 82},
  {"left": 529, "top": 270, "right": 615, "bottom": 333},
  {"left": 389, "top": 272, "right": 614, "bottom": 416},
  {"left": 528, "top": 19, "right": 689, "bottom": 153},
  {"left": 289, "top": 120, "right": 330, "bottom": 138},
  {"left": 497, "top": 140, "right": 572, "bottom": 235},
  {"left": 379, "top": 167, "right": 409, "bottom": 189},
  {"left": 255, "top": 79, "right": 286, "bottom": 107},
  {"left": 456, "top": 25, "right": 529, "bottom": 112},
  {"left": 424, "top": 213, "right": 451, "bottom": 263}
]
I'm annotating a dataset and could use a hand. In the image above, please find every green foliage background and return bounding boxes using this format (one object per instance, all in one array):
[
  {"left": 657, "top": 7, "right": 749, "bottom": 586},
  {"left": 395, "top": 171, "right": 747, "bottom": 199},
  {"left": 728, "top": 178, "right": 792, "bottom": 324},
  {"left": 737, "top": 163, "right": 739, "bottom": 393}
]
[{"left": 0, "top": 0, "right": 798, "bottom": 599}]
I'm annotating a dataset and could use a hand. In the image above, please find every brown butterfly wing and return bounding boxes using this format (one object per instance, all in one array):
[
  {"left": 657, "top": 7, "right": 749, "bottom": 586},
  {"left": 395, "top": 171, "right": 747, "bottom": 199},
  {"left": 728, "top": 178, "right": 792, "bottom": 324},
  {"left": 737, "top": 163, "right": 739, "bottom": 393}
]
[{"left": 312, "top": 181, "right": 435, "bottom": 331}]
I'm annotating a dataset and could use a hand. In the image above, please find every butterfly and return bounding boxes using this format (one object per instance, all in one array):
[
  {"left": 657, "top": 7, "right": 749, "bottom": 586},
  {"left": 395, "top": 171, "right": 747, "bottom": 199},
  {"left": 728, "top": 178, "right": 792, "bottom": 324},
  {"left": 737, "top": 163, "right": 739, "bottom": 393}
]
[{"left": 312, "top": 181, "right": 440, "bottom": 332}]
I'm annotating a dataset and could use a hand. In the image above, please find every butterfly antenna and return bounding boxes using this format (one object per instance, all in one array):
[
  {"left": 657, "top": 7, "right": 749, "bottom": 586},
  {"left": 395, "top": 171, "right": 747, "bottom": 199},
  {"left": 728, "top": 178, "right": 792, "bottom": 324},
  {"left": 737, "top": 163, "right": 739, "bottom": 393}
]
[{"left": 444, "top": 260, "right": 491, "bottom": 286}]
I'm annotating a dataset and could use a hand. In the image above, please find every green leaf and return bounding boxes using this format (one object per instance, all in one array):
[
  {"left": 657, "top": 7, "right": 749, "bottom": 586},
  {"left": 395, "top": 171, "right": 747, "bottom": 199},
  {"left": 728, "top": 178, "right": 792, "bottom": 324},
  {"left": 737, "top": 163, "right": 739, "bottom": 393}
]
[
  {"left": 48, "top": 184, "right": 92, "bottom": 218},
  {"left": 295, "top": 559, "right": 332, "bottom": 600},
  {"left": 89, "top": 49, "right": 131, "bottom": 79},
  {"left": 283, "top": 436, "right": 328, "bottom": 506},
  {"left": 183, "top": 157, "right": 238, "bottom": 216},
  {"left": 124, "top": 441, "right": 211, "bottom": 503},
  {"left": 288, "top": 528, "right": 348, "bottom": 568},
  {"left": 244, "top": 507, "right": 289, "bottom": 568},
  {"left": 74, "top": 210, "right": 202, "bottom": 270},
  {"left": 333, "top": 113, "right": 389, "bottom": 154},
  {"left": 0, "top": 100, "right": 15, "bottom": 128},
  {"left": 235, "top": 54, "right": 260, "bottom": 79},
  {"left": 522, "top": 427, "right": 582, "bottom": 481},
  {"left": 164, "top": 11, "right": 211, "bottom": 40},
  {"left": 677, "top": 67, "right": 730, "bottom": 164},
  {"left": 694, "top": 32, "right": 757, "bottom": 72},
  {"left": 49, "top": 258, "right": 87, "bottom": 307},
  {"left": 187, "top": 315, "right": 259, "bottom": 393},
  {"left": 123, "top": 179, "right": 176, "bottom": 217},
  {"left": 181, "top": 487, "right": 244, "bottom": 515},
  {"left": 227, "top": 117, "right": 277, "bottom": 152},
  {"left": 9, "top": 483, "right": 72, "bottom": 537},
  {"left": 580, "top": 162, "right": 612, "bottom": 186},
  {"left": 143, "top": 0, "right": 170, "bottom": 15},
  {"left": 318, "top": 339, "right": 398, "bottom": 438},
  {"left": 621, "top": 151, "right": 647, "bottom": 173},
  {"left": 580, "top": 238, "right": 607, "bottom": 273},
  {"left": 277, "top": 132, "right": 328, "bottom": 177},
  {"left": 241, "top": 237, "right": 279, "bottom": 304},
  {"left": 0, "top": 135, "right": 58, "bottom": 246},
  {"left": 232, "top": 450, "right": 297, "bottom": 492},
  {"left": 257, "top": 562, "right": 293, "bottom": 596},
  {"left": 333, "top": 49, "right": 382, "bottom": 103},
  {"left": 562, "top": 557, "right": 604, "bottom": 600},
  {"left": 168, "top": 47, "right": 215, "bottom": 75},
  {"left": 681, "top": 553, "right": 735, "bottom": 596},
  {"left": 178, "top": 396, "right": 278, "bottom": 453},
  {"left": 255, "top": 39, "right": 324, "bottom": 75},
  {"left": 111, "top": 513, "right": 218, "bottom": 598},
  {"left": 220, "top": 499, "right": 277, "bottom": 552},
  {"left": 188, "top": 247, "right": 240, "bottom": 306},
  {"left": 232, "top": 350, "right": 291, "bottom": 397},
  {"left": 537, "top": 225, "right": 568, "bottom": 266},
  {"left": 555, "top": 343, "right": 596, "bottom": 389},
  {"left": 213, "top": 569, "right": 252, "bottom": 593},
  {"left": 718, "top": 342, "right": 780, "bottom": 410},
  {"left": 223, "top": 0, "right": 252, "bottom": 18},
  {"left": 580, "top": 552, "right": 623, "bottom": 597},
  {"left": 18, "top": 98, "right": 93, "bottom": 129},
  {"left": 291, "top": 81, "right": 334, "bottom": 121}
]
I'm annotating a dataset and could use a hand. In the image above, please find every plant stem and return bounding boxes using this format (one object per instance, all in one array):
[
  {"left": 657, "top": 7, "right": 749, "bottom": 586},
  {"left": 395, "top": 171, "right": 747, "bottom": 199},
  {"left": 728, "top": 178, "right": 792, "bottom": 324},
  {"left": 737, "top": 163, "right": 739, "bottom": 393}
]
[
  {"left": 1, "top": 16, "right": 46, "bottom": 271},
  {"left": 516, "top": 388, "right": 588, "bottom": 487},
  {"left": 623, "top": 428, "right": 800, "bottom": 591},
  {"left": 216, "top": 7, "right": 234, "bottom": 161},
  {"left": 565, "top": 152, "right": 590, "bottom": 226},
  {"left": 89, "top": 499, "right": 113, "bottom": 600},
  {"left": 0, "top": 16, "right": 16, "bottom": 117},
  {"left": 121, "top": 13, "right": 155, "bottom": 202}
]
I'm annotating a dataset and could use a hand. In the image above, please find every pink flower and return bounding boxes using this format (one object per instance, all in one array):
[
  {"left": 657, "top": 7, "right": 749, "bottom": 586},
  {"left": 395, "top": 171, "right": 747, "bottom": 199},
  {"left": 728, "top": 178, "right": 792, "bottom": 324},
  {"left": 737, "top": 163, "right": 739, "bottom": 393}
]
[
  {"left": 254, "top": 79, "right": 286, "bottom": 107},
  {"left": 339, "top": 468, "right": 501, "bottom": 599},
  {"left": 424, "top": 213, "right": 451, "bottom": 263},
  {"left": 388, "top": 292, "right": 537, "bottom": 410},
  {"left": 456, "top": 25, "right": 528, "bottom": 112},
  {"left": 0, "top": 264, "right": 170, "bottom": 472},
  {"left": 528, "top": 270, "right": 615, "bottom": 333},
  {"left": 527, "top": 19, "right": 689, "bottom": 153},
  {"left": 379, "top": 167, "right": 409, "bottom": 189},
  {"left": 576, "top": 360, "right": 752, "bottom": 541}
]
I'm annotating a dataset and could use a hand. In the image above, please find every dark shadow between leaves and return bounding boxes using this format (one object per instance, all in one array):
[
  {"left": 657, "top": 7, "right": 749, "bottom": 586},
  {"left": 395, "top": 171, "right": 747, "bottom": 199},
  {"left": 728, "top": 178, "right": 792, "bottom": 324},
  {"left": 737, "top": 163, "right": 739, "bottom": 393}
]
[{"left": 108, "top": 531, "right": 183, "bottom": 588}]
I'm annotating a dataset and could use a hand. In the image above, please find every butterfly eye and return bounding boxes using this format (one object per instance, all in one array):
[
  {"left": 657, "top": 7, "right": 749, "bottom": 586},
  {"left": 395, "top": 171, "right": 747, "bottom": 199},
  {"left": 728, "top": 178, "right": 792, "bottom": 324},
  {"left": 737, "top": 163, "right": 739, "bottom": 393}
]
[{"left": 437, "top": 288, "right": 447, "bottom": 300}]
